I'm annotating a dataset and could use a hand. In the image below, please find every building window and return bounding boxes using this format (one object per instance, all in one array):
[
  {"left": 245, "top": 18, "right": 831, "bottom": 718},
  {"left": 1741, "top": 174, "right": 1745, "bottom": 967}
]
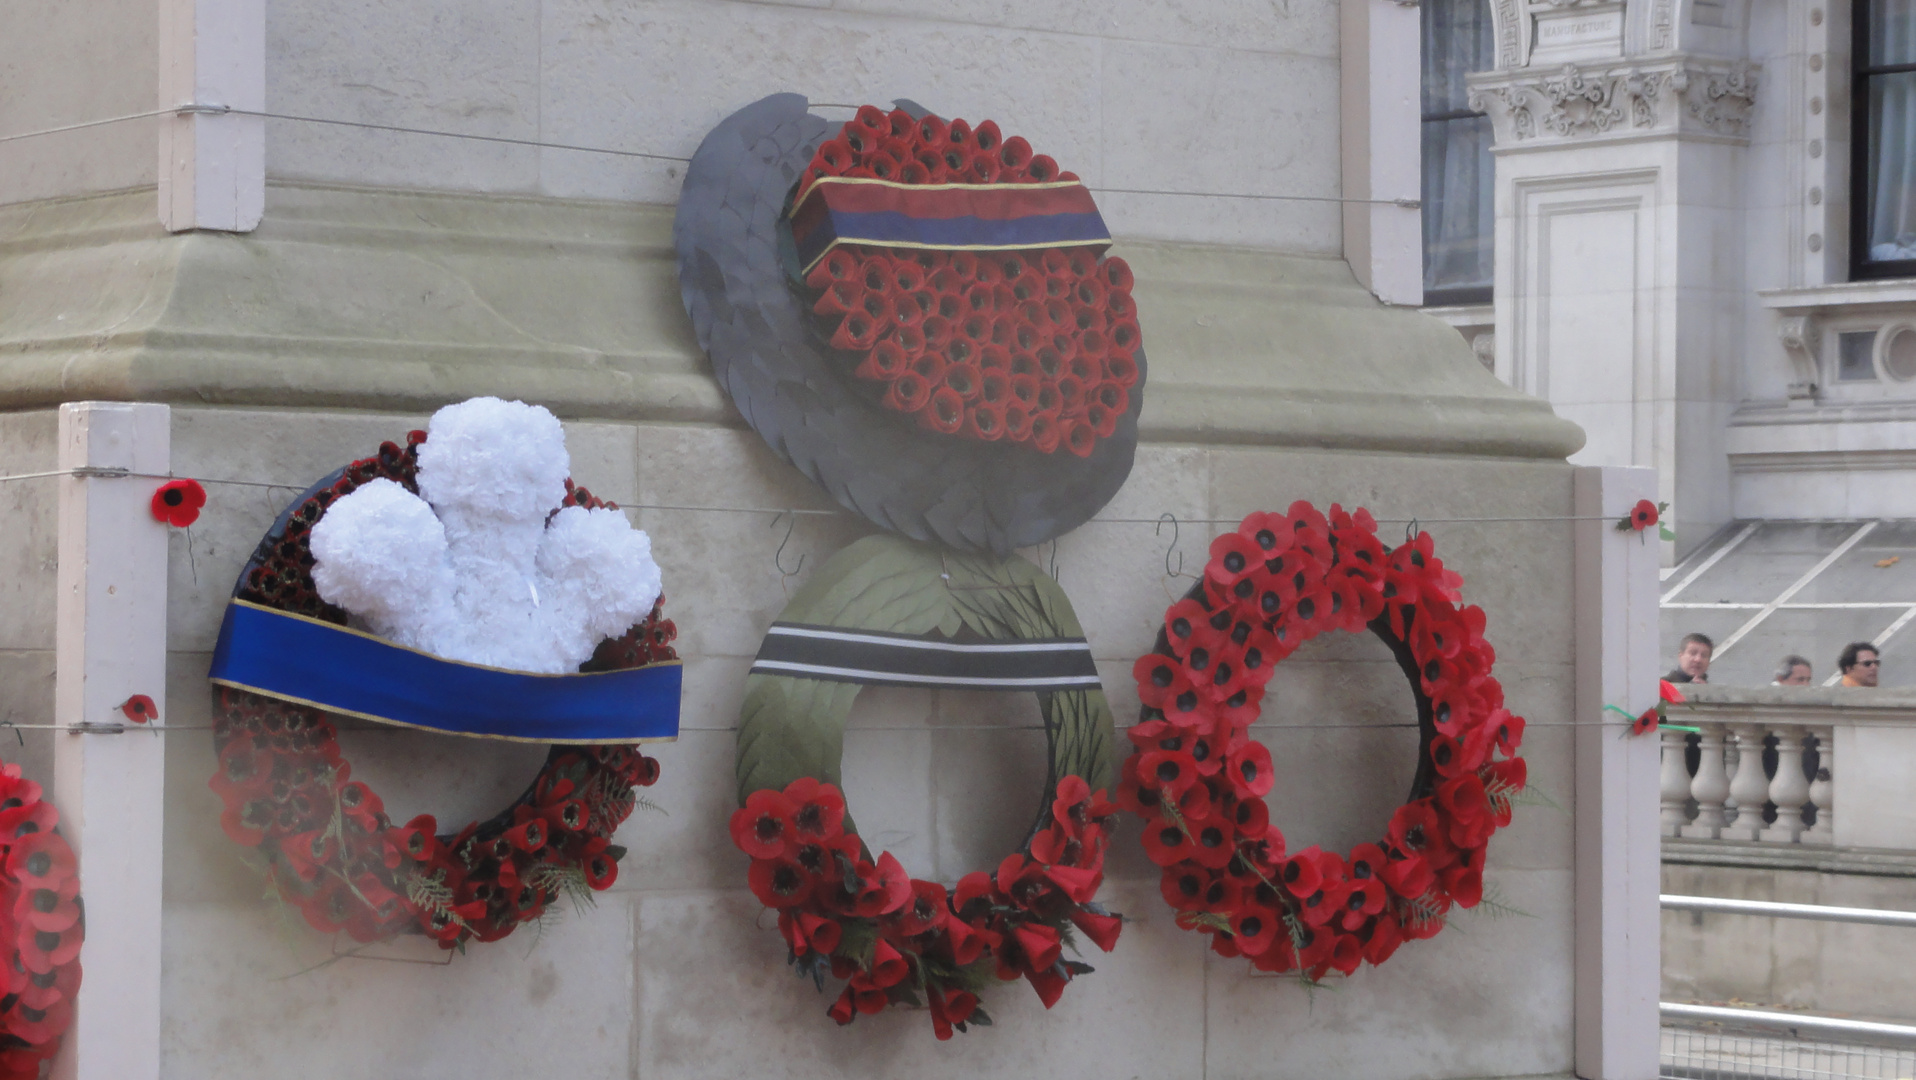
[
  {"left": 1421, "top": 0, "right": 1495, "bottom": 305},
  {"left": 1854, "top": 0, "right": 1916, "bottom": 279},
  {"left": 1837, "top": 330, "right": 1879, "bottom": 380}
]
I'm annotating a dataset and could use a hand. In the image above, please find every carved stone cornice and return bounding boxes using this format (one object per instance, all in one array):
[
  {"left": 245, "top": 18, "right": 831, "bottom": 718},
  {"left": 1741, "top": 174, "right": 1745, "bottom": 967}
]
[{"left": 1467, "top": 56, "right": 1759, "bottom": 147}]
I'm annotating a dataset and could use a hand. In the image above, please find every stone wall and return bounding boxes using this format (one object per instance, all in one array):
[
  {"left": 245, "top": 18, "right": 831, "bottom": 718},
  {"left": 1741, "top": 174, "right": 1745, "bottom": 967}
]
[
  {"left": 0, "top": 175, "right": 1590, "bottom": 1077},
  {"left": 1663, "top": 857, "right": 1916, "bottom": 1024},
  {"left": 259, "top": 0, "right": 1343, "bottom": 254}
]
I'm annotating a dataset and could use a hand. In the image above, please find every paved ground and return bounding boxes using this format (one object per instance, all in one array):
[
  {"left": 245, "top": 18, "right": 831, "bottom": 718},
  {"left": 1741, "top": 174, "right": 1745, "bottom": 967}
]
[{"left": 1663, "top": 1025, "right": 1916, "bottom": 1080}]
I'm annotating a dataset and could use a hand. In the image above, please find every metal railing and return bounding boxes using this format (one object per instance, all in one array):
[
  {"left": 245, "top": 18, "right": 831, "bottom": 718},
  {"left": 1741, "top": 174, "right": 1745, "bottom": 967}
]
[{"left": 1661, "top": 895, "right": 1916, "bottom": 1079}]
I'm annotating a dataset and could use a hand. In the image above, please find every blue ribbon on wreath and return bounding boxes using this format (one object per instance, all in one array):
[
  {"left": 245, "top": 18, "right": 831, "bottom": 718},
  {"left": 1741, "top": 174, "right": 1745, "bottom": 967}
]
[{"left": 208, "top": 600, "right": 681, "bottom": 744}]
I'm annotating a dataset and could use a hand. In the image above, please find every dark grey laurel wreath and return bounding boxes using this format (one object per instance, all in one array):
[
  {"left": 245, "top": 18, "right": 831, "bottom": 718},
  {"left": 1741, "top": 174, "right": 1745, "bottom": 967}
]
[{"left": 672, "top": 93, "right": 1146, "bottom": 555}]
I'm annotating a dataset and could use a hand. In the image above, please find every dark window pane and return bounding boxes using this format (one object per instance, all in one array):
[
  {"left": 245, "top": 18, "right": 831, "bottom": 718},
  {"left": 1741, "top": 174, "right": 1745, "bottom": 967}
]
[
  {"left": 1869, "top": 0, "right": 1916, "bottom": 67},
  {"left": 1422, "top": 0, "right": 1495, "bottom": 117},
  {"left": 1422, "top": 115, "right": 1495, "bottom": 294},
  {"left": 1838, "top": 330, "right": 1878, "bottom": 381},
  {"left": 1421, "top": 0, "right": 1495, "bottom": 295},
  {"left": 1864, "top": 71, "right": 1916, "bottom": 262}
]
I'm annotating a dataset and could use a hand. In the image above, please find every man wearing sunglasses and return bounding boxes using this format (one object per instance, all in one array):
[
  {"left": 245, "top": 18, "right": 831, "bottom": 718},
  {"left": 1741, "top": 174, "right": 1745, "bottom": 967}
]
[{"left": 1838, "top": 643, "right": 1882, "bottom": 688}]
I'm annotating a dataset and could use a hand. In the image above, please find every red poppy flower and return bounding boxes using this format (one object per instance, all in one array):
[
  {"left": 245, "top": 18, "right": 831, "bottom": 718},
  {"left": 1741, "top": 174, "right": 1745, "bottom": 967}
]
[
  {"left": 892, "top": 880, "right": 950, "bottom": 937},
  {"left": 1069, "top": 906, "right": 1123, "bottom": 952},
  {"left": 1187, "top": 817, "right": 1237, "bottom": 870},
  {"left": 1355, "top": 911, "right": 1405, "bottom": 965},
  {"left": 792, "top": 912, "right": 840, "bottom": 956},
  {"left": 150, "top": 478, "right": 205, "bottom": 527},
  {"left": 1659, "top": 679, "right": 1686, "bottom": 705},
  {"left": 1041, "top": 861, "right": 1100, "bottom": 904},
  {"left": 1224, "top": 740, "right": 1274, "bottom": 800},
  {"left": 1051, "top": 774, "right": 1092, "bottom": 835},
  {"left": 14, "top": 952, "right": 80, "bottom": 1011},
  {"left": 1207, "top": 532, "right": 1266, "bottom": 591},
  {"left": 1339, "top": 877, "right": 1388, "bottom": 929},
  {"left": 942, "top": 915, "right": 993, "bottom": 966},
  {"left": 1627, "top": 499, "right": 1659, "bottom": 531},
  {"left": 1631, "top": 706, "right": 1660, "bottom": 736},
  {"left": 1294, "top": 924, "right": 1337, "bottom": 979},
  {"left": 6, "top": 996, "right": 71, "bottom": 1045},
  {"left": 1485, "top": 756, "right": 1527, "bottom": 798},
  {"left": 747, "top": 856, "right": 811, "bottom": 908},
  {"left": 117, "top": 694, "right": 158, "bottom": 724},
  {"left": 1326, "top": 931, "right": 1364, "bottom": 976},
  {"left": 858, "top": 852, "right": 914, "bottom": 917},
  {"left": 827, "top": 987, "right": 858, "bottom": 1026},
  {"left": 1230, "top": 904, "right": 1282, "bottom": 957},
  {"left": 1374, "top": 843, "right": 1433, "bottom": 896},
  {"left": 1232, "top": 795, "right": 1271, "bottom": 840},
  {"left": 1295, "top": 876, "right": 1349, "bottom": 929},
  {"left": 927, "top": 984, "right": 979, "bottom": 1041},
  {"left": 14, "top": 873, "right": 81, "bottom": 935},
  {"left": 1278, "top": 846, "right": 1324, "bottom": 898},
  {"left": 1388, "top": 801, "right": 1448, "bottom": 861},
  {"left": 866, "top": 938, "right": 911, "bottom": 989},
  {"left": 1159, "top": 866, "right": 1209, "bottom": 911},
  {"left": 1434, "top": 842, "right": 1483, "bottom": 899},
  {"left": 17, "top": 915, "right": 82, "bottom": 974},
  {"left": 1162, "top": 598, "right": 1212, "bottom": 655},
  {"left": 1024, "top": 962, "right": 1069, "bottom": 1008},
  {"left": 1140, "top": 819, "right": 1194, "bottom": 866},
  {"left": 1011, "top": 921, "right": 1063, "bottom": 974},
  {"left": 1137, "top": 749, "right": 1199, "bottom": 797},
  {"left": 1486, "top": 709, "right": 1525, "bottom": 756},
  {"left": 1437, "top": 773, "right": 1492, "bottom": 843},
  {"left": 729, "top": 789, "right": 797, "bottom": 859},
  {"left": 782, "top": 779, "right": 846, "bottom": 841}
]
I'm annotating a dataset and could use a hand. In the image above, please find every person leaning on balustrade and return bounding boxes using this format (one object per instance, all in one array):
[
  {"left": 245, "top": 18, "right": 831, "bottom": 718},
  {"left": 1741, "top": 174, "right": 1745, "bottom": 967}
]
[
  {"left": 1771, "top": 654, "right": 1812, "bottom": 686},
  {"left": 1665, "top": 632, "right": 1713, "bottom": 684},
  {"left": 1838, "top": 642, "right": 1881, "bottom": 688}
]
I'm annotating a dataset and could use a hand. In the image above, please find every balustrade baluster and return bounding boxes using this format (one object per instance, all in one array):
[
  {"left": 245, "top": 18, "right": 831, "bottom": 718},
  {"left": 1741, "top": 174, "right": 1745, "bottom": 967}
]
[
  {"left": 1803, "top": 729, "right": 1835, "bottom": 846},
  {"left": 1660, "top": 726, "right": 1694, "bottom": 837},
  {"left": 1721, "top": 722, "right": 1770, "bottom": 842},
  {"left": 1761, "top": 725, "right": 1811, "bottom": 843},
  {"left": 1680, "top": 722, "right": 1732, "bottom": 839}
]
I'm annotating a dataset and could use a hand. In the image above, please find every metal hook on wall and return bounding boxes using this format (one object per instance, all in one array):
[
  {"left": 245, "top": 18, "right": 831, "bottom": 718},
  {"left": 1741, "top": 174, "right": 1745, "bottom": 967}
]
[
  {"left": 1404, "top": 517, "right": 1422, "bottom": 545},
  {"left": 770, "top": 511, "right": 806, "bottom": 579},
  {"left": 1156, "top": 513, "right": 1189, "bottom": 579}
]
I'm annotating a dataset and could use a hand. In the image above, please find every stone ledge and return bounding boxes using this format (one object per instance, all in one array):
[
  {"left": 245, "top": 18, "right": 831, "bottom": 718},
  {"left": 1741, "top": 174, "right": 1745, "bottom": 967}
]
[
  {"left": 1663, "top": 838, "right": 1916, "bottom": 878},
  {"left": 0, "top": 182, "right": 1585, "bottom": 460}
]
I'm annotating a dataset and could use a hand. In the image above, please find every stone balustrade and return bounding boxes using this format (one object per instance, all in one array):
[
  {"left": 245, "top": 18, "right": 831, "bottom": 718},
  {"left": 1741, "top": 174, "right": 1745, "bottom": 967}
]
[{"left": 1660, "top": 685, "right": 1916, "bottom": 851}]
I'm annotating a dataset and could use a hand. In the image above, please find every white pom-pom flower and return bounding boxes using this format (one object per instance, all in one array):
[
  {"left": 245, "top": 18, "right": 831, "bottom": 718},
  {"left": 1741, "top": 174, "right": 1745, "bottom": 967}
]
[{"left": 309, "top": 398, "right": 663, "bottom": 674}]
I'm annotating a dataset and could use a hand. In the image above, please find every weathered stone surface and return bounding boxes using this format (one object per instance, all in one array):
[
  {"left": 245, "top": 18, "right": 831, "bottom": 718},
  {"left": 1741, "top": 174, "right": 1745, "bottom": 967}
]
[{"left": 0, "top": 184, "right": 1584, "bottom": 461}]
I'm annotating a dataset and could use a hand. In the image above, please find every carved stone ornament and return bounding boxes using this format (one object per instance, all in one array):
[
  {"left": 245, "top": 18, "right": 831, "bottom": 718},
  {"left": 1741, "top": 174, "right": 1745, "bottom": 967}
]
[
  {"left": 1467, "top": 57, "right": 1759, "bottom": 147},
  {"left": 1776, "top": 315, "right": 1822, "bottom": 402}
]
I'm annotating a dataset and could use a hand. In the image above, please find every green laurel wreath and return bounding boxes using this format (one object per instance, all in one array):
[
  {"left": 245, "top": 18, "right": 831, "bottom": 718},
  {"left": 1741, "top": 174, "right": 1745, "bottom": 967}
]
[{"left": 736, "top": 532, "right": 1115, "bottom": 830}]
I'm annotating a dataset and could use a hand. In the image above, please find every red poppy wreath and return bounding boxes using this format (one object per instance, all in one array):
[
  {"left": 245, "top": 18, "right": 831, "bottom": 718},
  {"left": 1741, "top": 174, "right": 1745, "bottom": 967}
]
[
  {"left": 794, "top": 105, "right": 1140, "bottom": 458},
  {"left": 1122, "top": 503, "right": 1527, "bottom": 978},
  {"left": 206, "top": 430, "right": 676, "bottom": 948},
  {"left": 731, "top": 534, "right": 1121, "bottom": 1039},
  {"left": 0, "top": 763, "right": 83, "bottom": 1079}
]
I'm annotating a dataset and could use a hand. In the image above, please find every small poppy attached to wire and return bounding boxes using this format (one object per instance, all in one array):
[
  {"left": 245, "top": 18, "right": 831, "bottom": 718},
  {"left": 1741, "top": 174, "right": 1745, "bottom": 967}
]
[
  {"left": 1616, "top": 498, "right": 1672, "bottom": 542},
  {"left": 118, "top": 694, "right": 158, "bottom": 724},
  {"left": 1608, "top": 680, "right": 1697, "bottom": 737},
  {"left": 150, "top": 478, "right": 206, "bottom": 527}
]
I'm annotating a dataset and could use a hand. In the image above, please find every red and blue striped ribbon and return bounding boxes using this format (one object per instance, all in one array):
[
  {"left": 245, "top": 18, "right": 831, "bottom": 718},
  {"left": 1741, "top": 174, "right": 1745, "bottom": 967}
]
[{"left": 792, "top": 177, "right": 1111, "bottom": 273}]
